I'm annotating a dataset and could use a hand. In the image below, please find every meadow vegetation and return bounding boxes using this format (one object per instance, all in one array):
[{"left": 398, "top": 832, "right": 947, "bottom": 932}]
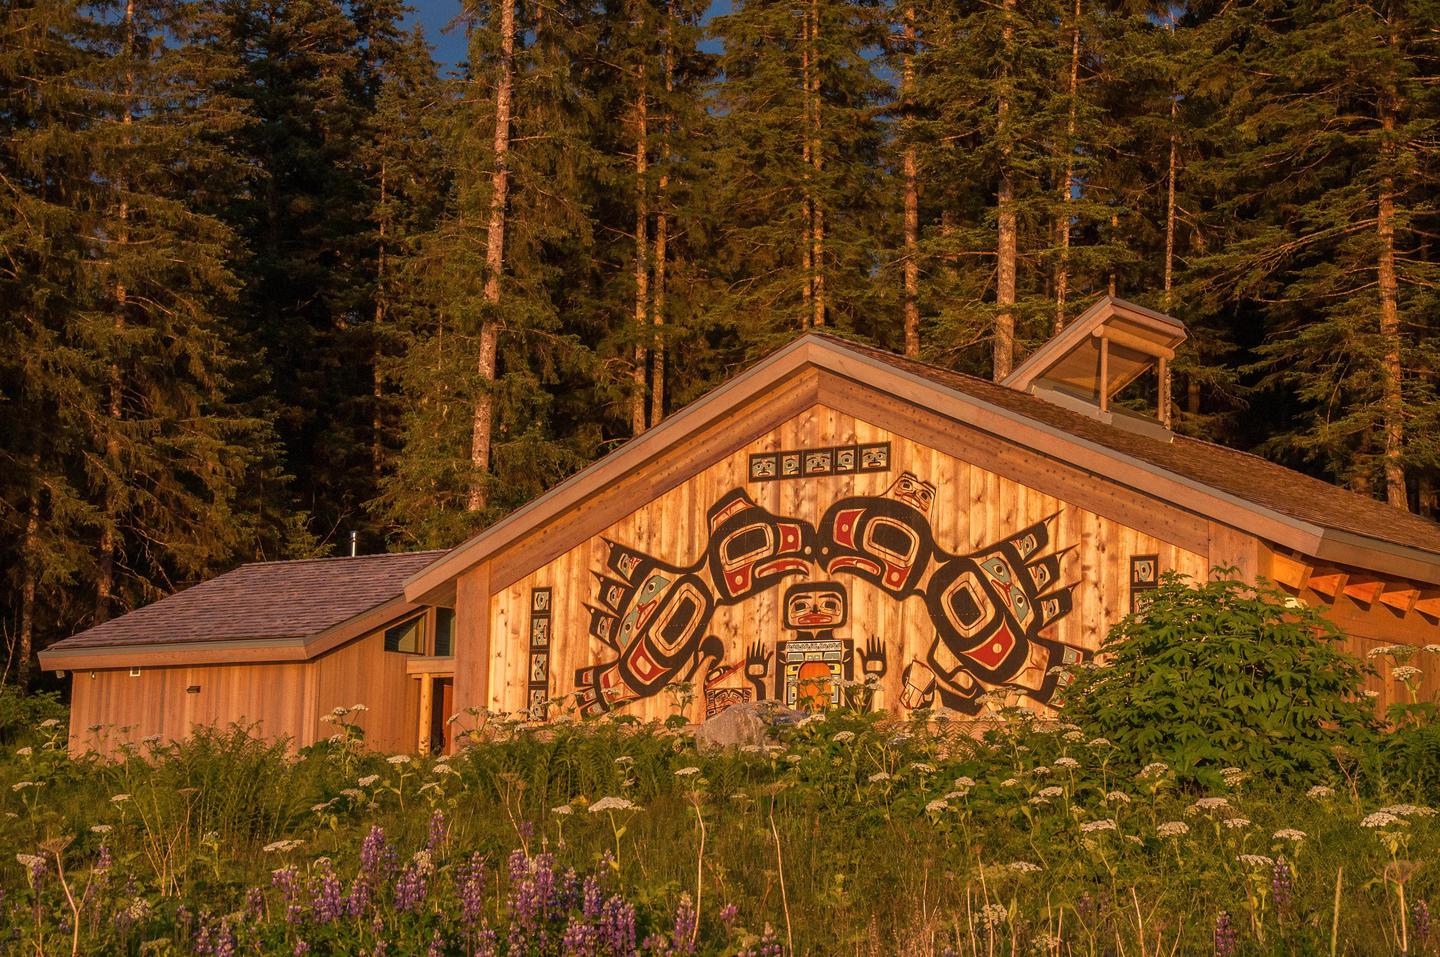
[{"left": 2, "top": 575, "right": 1438, "bottom": 956}]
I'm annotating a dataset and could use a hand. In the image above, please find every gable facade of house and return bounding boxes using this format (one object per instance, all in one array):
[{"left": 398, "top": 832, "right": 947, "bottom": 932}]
[{"left": 41, "top": 299, "right": 1440, "bottom": 754}]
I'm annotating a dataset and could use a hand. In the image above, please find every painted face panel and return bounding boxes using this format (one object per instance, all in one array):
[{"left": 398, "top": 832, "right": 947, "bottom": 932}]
[{"left": 783, "top": 582, "right": 848, "bottom": 630}]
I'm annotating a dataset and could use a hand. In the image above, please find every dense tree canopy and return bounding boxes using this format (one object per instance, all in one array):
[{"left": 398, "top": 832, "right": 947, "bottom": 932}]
[{"left": 4, "top": 0, "right": 1440, "bottom": 683}]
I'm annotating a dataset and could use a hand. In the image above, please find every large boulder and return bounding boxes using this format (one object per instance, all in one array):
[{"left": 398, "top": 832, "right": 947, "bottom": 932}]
[{"left": 694, "top": 701, "right": 806, "bottom": 751}]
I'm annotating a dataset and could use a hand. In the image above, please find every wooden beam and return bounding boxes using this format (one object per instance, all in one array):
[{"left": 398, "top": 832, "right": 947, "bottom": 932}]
[
  {"left": 1343, "top": 575, "right": 1386, "bottom": 607},
  {"left": 1093, "top": 325, "right": 1177, "bottom": 361},
  {"left": 1098, "top": 335, "right": 1110, "bottom": 412},
  {"left": 1306, "top": 571, "right": 1349, "bottom": 602},
  {"left": 1414, "top": 591, "right": 1440, "bottom": 621},
  {"left": 1267, "top": 551, "right": 1312, "bottom": 592},
  {"left": 1378, "top": 583, "right": 1420, "bottom": 616}
]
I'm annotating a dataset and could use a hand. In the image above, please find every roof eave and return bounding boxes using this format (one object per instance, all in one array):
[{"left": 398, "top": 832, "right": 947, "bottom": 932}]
[{"left": 38, "top": 595, "right": 419, "bottom": 671}]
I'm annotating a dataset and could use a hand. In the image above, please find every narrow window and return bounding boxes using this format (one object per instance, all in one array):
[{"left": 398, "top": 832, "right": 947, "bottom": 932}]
[
  {"left": 383, "top": 614, "right": 426, "bottom": 654},
  {"left": 434, "top": 608, "right": 455, "bottom": 657}
]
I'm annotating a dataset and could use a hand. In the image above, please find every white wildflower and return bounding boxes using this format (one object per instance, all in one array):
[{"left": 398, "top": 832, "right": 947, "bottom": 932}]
[
  {"left": 110, "top": 793, "right": 130, "bottom": 803},
  {"left": 1079, "top": 819, "right": 1117, "bottom": 833},
  {"left": 262, "top": 839, "right": 304, "bottom": 853},
  {"left": 1062, "top": 730, "right": 1085, "bottom": 742},
  {"left": 1001, "top": 777, "right": 1020, "bottom": 788},
  {"left": 831, "top": 731, "right": 856, "bottom": 744},
  {"left": 1038, "top": 786, "right": 1065, "bottom": 799},
  {"left": 1186, "top": 797, "right": 1230, "bottom": 815},
  {"left": 1157, "top": 821, "right": 1189, "bottom": 838},
  {"left": 1368, "top": 645, "right": 1402, "bottom": 659},
  {"left": 1306, "top": 785, "right": 1335, "bottom": 799},
  {"left": 1008, "top": 861, "right": 1042, "bottom": 874},
  {"left": 1104, "top": 791, "right": 1132, "bottom": 805},
  {"left": 39, "top": 719, "right": 61, "bottom": 729},
  {"left": 589, "top": 796, "right": 638, "bottom": 813},
  {"left": 90, "top": 825, "right": 113, "bottom": 835},
  {"left": 1054, "top": 756, "right": 1080, "bottom": 769},
  {"left": 1031, "top": 765, "right": 1052, "bottom": 776},
  {"left": 350, "top": 704, "right": 369, "bottom": 713},
  {"left": 1223, "top": 817, "right": 1251, "bottom": 830},
  {"left": 1088, "top": 737, "right": 1112, "bottom": 748},
  {"left": 1377, "top": 804, "right": 1436, "bottom": 818},
  {"left": 1362, "top": 690, "right": 1380, "bottom": 699},
  {"left": 386, "top": 754, "right": 411, "bottom": 766},
  {"left": 1392, "top": 666, "right": 1422, "bottom": 682},
  {"left": 1139, "top": 762, "right": 1169, "bottom": 779},
  {"left": 15, "top": 854, "right": 44, "bottom": 869},
  {"left": 340, "top": 789, "right": 363, "bottom": 800},
  {"left": 613, "top": 756, "right": 634, "bottom": 766},
  {"left": 1424, "top": 644, "right": 1440, "bottom": 654},
  {"left": 1219, "top": 767, "right": 1247, "bottom": 786},
  {"left": 551, "top": 804, "right": 573, "bottom": 816},
  {"left": 16, "top": 747, "right": 32, "bottom": 757},
  {"left": 925, "top": 799, "right": 950, "bottom": 814},
  {"left": 1361, "top": 811, "right": 1402, "bottom": 828},
  {"left": 1273, "top": 829, "right": 1306, "bottom": 842},
  {"left": 954, "top": 776, "right": 976, "bottom": 789},
  {"left": 357, "top": 775, "right": 380, "bottom": 788},
  {"left": 10, "top": 781, "right": 38, "bottom": 792},
  {"left": 432, "top": 763, "right": 454, "bottom": 776},
  {"left": 674, "top": 766, "right": 701, "bottom": 777},
  {"left": 909, "top": 763, "right": 936, "bottom": 774},
  {"left": 1237, "top": 854, "right": 1273, "bottom": 868},
  {"left": 867, "top": 772, "right": 892, "bottom": 783}
]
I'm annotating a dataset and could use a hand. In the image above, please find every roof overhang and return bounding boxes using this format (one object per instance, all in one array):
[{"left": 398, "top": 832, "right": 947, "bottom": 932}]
[
  {"left": 38, "top": 595, "right": 421, "bottom": 671},
  {"left": 403, "top": 333, "right": 1440, "bottom": 600}
]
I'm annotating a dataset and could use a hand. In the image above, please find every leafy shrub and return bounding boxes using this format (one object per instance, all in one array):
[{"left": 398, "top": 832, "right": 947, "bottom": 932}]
[
  {"left": 1062, "top": 571, "right": 1377, "bottom": 788},
  {"left": 0, "top": 684, "right": 66, "bottom": 744}
]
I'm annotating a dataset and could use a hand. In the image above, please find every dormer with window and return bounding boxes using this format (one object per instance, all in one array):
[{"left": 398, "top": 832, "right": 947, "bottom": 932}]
[{"left": 1002, "top": 297, "right": 1187, "bottom": 440}]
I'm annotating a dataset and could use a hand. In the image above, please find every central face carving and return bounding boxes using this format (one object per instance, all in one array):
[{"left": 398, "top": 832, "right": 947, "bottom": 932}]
[{"left": 784, "top": 582, "right": 848, "bottom": 630}]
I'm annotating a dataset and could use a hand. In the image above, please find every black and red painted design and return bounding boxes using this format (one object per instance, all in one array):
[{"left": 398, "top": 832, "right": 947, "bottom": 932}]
[
  {"left": 527, "top": 588, "right": 553, "bottom": 719},
  {"left": 573, "top": 472, "right": 1084, "bottom": 717}
]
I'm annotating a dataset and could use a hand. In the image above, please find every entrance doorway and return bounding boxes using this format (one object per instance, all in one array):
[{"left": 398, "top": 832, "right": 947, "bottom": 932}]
[{"left": 428, "top": 677, "right": 454, "bottom": 753}]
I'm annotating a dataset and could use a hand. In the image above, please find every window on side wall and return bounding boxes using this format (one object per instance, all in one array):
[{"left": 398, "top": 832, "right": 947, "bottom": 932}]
[
  {"left": 383, "top": 614, "right": 426, "bottom": 654},
  {"left": 434, "top": 608, "right": 455, "bottom": 657}
]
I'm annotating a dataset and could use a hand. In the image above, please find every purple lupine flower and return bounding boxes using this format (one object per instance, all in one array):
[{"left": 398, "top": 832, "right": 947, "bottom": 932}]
[
  {"left": 719, "top": 903, "right": 739, "bottom": 928},
  {"left": 394, "top": 863, "right": 428, "bottom": 913},
  {"left": 214, "top": 920, "right": 235, "bottom": 957},
  {"left": 293, "top": 942, "right": 310, "bottom": 956},
  {"left": 1214, "top": 911, "right": 1236, "bottom": 957},
  {"left": 1413, "top": 899, "right": 1431, "bottom": 947},
  {"left": 738, "top": 929, "right": 784, "bottom": 957},
  {"left": 176, "top": 905, "right": 193, "bottom": 940},
  {"left": 562, "top": 916, "right": 599, "bottom": 957},
  {"left": 96, "top": 844, "right": 113, "bottom": 872},
  {"left": 456, "top": 852, "right": 488, "bottom": 927},
  {"left": 272, "top": 866, "right": 304, "bottom": 925},
  {"left": 427, "top": 929, "right": 446, "bottom": 957},
  {"left": 312, "top": 860, "right": 344, "bottom": 924},
  {"left": 597, "top": 895, "right": 637, "bottom": 956},
  {"left": 427, "top": 809, "right": 448, "bottom": 854},
  {"left": 245, "top": 887, "right": 265, "bottom": 920},
  {"left": 347, "top": 875, "right": 371, "bottom": 918},
  {"left": 670, "top": 894, "right": 697, "bottom": 954},
  {"left": 194, "top": 923, "right": 213, "bottom": 956},
  {"left": 518, "top": 819, "right": 536, "bottom": 843},
  {"left": 360, "top": 826, "right": 395, "bottom": 879},
  {"left": 474, "top": 924, "right": 499, "bottom": 957},
  {"left": 582, "top": 875, "right": 604, "bottom": 919},
  {"left": 1271, "top": 858, "right": 1293, "bottom": 911}
]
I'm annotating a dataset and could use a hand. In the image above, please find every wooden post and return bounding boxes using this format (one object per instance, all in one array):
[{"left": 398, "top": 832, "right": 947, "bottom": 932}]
[
  {"left": 417, "top": 673, "right": 433, "bottom": 753},
  {"left": 1098, "top": 336, "right": 1109, "bottom": 413},
  {"left": 1158, "top": 355, "right": 1170, "bottom": 428}
]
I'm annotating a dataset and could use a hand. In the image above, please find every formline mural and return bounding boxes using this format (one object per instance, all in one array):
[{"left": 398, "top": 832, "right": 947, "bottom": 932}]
[{"left": 572, "top": 473, "right": 1086, "bottom": 718}]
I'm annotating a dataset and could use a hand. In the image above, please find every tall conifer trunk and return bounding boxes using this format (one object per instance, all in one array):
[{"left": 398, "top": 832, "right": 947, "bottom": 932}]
[
  {"left": 1378, "top": 93, "right": 1406, "bottom": 508},
  {"left": 468, "top": 0, "right": 516, "bottom": 513},
  {"left": 808, "top": 0, "right": 824, "bottom": 328},
  {"left": 97, "top": 0, "right": 136, "bottom": 622},
  {"left": 374, "top": 161, "right": 388, "bottom": 479},
  {"left": 993, "top": 0, "right": 1016, "bottom": 380},
  {"left": 1054, "top": 0, "right": 1079, "bottom": 334},
  {"left": 631, "top": 42, "right": 649, "bottom": 436},
  {"left": 15, "top": 487, "right": 39, "bottom": 689},
  {"left": 650, "top": 1, "right": 673, "bottom": 426},
  {"left": 800, "top": 1, "right": 813, "bottom": 322},
  {"left": 901, "top": 0, "right": 919, "bottom": 357}
]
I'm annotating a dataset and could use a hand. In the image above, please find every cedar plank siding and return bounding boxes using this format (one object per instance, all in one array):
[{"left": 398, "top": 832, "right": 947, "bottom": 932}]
[{"left": 455, "top": 405, "right": 1214, "bottom": 725}]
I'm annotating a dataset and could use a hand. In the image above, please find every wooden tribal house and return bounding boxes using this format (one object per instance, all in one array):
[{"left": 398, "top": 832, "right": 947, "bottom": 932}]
[{"left": 41, "top": 298, "right": 1440, "bottom": 752}]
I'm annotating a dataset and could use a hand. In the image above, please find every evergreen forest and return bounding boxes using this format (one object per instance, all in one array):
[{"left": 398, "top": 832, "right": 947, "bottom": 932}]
[{"left": 4, "top": 0, "right": 1439, "bottom": 682}]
